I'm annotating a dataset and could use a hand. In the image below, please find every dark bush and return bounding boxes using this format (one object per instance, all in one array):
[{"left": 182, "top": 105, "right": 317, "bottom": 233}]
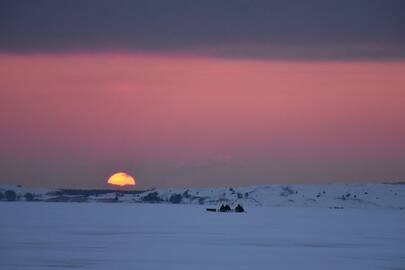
[
  {"left": 169, "top": 194, "right": 182, "bottom": 204},
  {"left": 5, "top": 190, "right": 17, "bottom": 201},
  {"left": 142, "top": 192, "right": 163, "bottom": 203},
  {"left": 24, "top": 192, "right": 34, "bottom": 201},
  {"left": 0, "top": 192, "right": 4, "bottom": 200},
  {"left": 182, "top": 190, "right": 191, "bottom": 198},
  {"left": 280, "top": 186, "right": 295, "bottom": 197}
]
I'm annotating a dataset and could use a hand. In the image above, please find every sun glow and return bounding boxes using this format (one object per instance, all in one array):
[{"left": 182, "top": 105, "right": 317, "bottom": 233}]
[{"left": 107, "top": 172, "right": 136, "bottom": 187}]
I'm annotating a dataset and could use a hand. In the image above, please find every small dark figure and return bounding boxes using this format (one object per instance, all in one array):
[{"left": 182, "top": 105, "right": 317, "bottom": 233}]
[
  {"left": 234, "top": 204, "right": 245, "bottom": 213},
  {"left": 219, "top": 204, "right": 231, "bottom": 212}
]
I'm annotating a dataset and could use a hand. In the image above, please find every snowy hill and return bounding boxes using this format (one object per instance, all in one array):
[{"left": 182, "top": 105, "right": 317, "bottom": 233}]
[{"left": 1, "top": 183, "right": 404, "bottom": 209}]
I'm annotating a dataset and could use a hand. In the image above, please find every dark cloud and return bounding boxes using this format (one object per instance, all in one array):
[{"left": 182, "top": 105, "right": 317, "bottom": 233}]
[{"left": 1, "top": 0, "right": 405, "bottom": 59}]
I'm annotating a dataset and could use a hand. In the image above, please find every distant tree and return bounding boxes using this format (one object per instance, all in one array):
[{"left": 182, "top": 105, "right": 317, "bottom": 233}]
[
  {"left": 24, "top": 192, "right": 34, "bottom": 201},
  {"left": 0, "top": 192, "right": 4, "bottom": 200},
  {"left": 169, "top": 194, "right": 182, "bottom": 204},
  {"left": 5, "top": 190, "right": 17, "bottom": 201}
]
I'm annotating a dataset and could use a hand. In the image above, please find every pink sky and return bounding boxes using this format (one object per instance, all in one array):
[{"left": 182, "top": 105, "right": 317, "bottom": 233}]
[{"left": 0, "top": 53, "right": 404, "bottom": 188}]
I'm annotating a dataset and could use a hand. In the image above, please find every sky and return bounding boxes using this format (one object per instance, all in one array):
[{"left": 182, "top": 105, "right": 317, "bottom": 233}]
[{"left": 0, "top": 1, "right": 405, "bottom": 189}]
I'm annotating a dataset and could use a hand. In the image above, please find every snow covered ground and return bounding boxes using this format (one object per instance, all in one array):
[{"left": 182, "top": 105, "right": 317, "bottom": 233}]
[{"left": 1, "top": 202, "right": 404, "bottom": 270}]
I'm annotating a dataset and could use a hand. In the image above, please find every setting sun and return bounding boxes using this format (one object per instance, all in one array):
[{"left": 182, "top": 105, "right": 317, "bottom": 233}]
[{"left": 107, "top": 172, "right": 136, "bottom": 187}]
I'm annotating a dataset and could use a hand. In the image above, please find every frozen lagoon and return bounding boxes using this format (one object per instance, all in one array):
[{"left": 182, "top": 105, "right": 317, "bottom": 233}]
[{"left": 1, "top": 202, "right": 404, "bottom": 270}]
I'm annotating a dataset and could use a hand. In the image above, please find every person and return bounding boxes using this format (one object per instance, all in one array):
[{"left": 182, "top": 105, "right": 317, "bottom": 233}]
[
  {"left": 219, "top": 203, "right": 231, "bottom": 212},
  {"left": 219, "top": 204, "right": 227, "bottom": 212},
  {"left": 234, "top": 204, "right": 245, "bottom": 212}
]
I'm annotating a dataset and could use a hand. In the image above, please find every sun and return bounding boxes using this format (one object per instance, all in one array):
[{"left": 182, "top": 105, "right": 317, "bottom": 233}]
[{"left": 107, "top": 172, "right": 136, "bottom": 187}]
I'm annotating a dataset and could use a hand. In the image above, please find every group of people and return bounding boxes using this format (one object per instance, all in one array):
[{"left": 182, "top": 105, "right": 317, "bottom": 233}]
[{"left": 210, "top": 203, "right": 245, "bottom": 213}]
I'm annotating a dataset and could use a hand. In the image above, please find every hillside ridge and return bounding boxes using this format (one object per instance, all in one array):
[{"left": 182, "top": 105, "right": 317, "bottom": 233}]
[{"left": 1, "top": 183, "right": 404, "bottom": 209}]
